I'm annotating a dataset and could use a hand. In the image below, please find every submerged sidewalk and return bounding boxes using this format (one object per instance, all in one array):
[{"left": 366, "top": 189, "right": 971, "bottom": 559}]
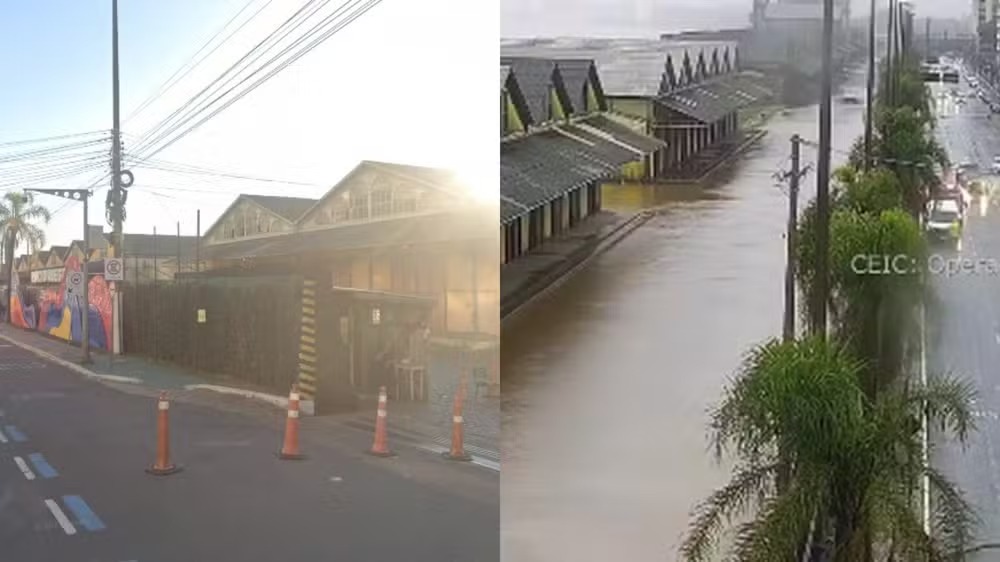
[
  {"left": 501, "top": 210, "right": 651, "bottom": 320},
  {"left": 0, "top": 324, "right": 499, "bottom": 466}
]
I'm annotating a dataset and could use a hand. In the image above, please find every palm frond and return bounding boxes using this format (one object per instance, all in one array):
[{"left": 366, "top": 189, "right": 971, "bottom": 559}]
[{"left": 680, "top": 463, "right": 781, "bottom": 562}]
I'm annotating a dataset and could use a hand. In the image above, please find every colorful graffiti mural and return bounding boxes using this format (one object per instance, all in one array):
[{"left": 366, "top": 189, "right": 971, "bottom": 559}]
[{"left": 11, "top": 256, "right": 112, "bottom": 350}]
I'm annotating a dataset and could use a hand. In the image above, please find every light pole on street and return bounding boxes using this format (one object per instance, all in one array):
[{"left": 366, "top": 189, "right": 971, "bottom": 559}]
[
  {"left": 812, "top": 0, "right": 835, "bottom": 339},
  {"left": 26, "top": 188, "right": 93, "bottom": 364},
  {"left": 864, "top": 0, "right": 876, "bottom": 171}
]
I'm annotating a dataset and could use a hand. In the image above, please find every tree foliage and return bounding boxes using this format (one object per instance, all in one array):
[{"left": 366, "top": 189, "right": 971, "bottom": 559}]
[
  {"left": 0, "top": 192, "right": 51, "bottom": 319},
  {"left": 681, "top": 338, "right": 977, "bottom": 562}
]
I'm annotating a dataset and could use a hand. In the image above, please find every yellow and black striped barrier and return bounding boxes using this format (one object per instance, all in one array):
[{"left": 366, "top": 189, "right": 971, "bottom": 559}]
[{"left": 297, "top": 279, "right": 318, "bottom": 402}]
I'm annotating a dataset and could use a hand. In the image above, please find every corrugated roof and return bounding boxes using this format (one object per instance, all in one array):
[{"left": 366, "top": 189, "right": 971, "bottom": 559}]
[
  {"left": 659, "top": 71, "right": 772, "bottom": 123},
  {"left": 499, "top": 57, "right": 557, "bottom": 124},
  {"left": 578, "top": 114, "right": 666, "bottom": 154},
  {"left": 243, "top": 195, "right": 318, "bottom": 222},
  {"left": 500, "top": 129, "right": 640, "bottom": 223},
  {"left": 205, "top": 209, "right": 496, "bottom": 261},
  {"left": 500, "top": 198, "right": 529, "bottom": 224},
  {"left": 501, "top": 39, "right": 739, "bottom": 98},
  {"left": 555, "top": 59, "right": 594, "bottom": 113}
]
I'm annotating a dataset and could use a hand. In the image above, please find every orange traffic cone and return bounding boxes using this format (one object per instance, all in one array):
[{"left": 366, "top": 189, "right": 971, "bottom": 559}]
[
  {"left": 146, "top": 392, "right": 182, "bottom": 475},
  {"left": 443, "top": 376, "right": 472, "bottom": 461},
  {"left": 368, "top": 386, "right": 395, "bottom": 457},
  {"left": 279, "top": 383, "right": 306, "bottom": 460}
]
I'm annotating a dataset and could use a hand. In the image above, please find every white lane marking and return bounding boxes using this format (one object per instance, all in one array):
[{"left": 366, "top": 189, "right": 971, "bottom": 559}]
[
  {"left": 0, "top": 428, "right": 7, "bottom": 444},
  {"left": 43, "top": 499, "right": 77, "bottom": 535},
  {"left": 13, "top": 456, "right": 35, "bottom": 480}
]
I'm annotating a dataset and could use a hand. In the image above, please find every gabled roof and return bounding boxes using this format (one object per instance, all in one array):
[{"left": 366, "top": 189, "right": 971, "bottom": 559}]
[
  {"left": 500, "top": 65, "right": 511, "bottom": 91},
  {"left": 297, "top": 160, "right": 468, "bottom": 225},
  {"left": 499, "top": 57, "right": 561, "bottom": 126},
  {"left": 241, "top": 195, "right": 317, "bottom": 222},
  {"left": 49, "top": 245, "right": 69, "bottom": 259},
  {"left": 203, "top": 193, "right": 318, "bottom": 241},
  {"left": 554, "top": 59, "right": 604, "bottom": 114},
  {"left": 32, "top": 251, "right": 50, "bottom": 266},
  {"left": 500, "top": 127, "right": 642, "bottom": 223}
]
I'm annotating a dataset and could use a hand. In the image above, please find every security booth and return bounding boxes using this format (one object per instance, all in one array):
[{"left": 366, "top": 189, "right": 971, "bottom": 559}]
[{"left": 313, "top": 286, "right": 435, "bottom": 414}]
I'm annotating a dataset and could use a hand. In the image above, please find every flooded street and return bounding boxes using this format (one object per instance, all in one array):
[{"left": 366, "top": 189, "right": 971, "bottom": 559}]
[{"left": 501, "top": 71, "right": 867, "bottom": 561}]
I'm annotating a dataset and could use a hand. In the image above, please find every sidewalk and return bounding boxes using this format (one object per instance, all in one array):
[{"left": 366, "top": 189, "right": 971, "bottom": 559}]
[
  {"left": 0, "top": 323, "right": 499, "bottom": 466},
  {"left": 501, "top": 210, "right": 651, "bottom": 320}
]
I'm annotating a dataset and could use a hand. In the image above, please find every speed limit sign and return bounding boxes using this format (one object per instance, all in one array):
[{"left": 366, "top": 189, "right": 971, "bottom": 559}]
[{"left": 104, "top": 258, "right": 124, "bottom": 281}]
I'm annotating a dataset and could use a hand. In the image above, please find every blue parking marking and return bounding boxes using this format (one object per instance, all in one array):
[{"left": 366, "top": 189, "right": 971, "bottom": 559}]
[
  {"left": 62, "top": 495, "right": 105, "bottom": 532},
  {"left": 27, "top": 453, "right": 57, "bottom": 479},
  {"left": 4, "top": 425, "right": 26, "bottom": 442}
]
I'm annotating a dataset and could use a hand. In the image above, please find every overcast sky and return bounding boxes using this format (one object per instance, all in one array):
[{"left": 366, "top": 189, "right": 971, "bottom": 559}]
[
  {"left": 503, "top": 0, "right": 971, "bottom": 38},
  {"left": 1, "top": 0, "right": 496, "bottom": 253}
]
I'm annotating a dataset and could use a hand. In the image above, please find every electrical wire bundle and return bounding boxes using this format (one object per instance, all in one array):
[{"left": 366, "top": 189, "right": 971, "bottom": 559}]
[{"left": 126, "top": 0, "right": 384, "bottom": 165}]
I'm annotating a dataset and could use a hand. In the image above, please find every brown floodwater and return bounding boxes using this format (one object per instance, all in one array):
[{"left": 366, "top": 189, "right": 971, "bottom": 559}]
[{"left": 501, "top": 71, "right": 868, "bottom": 562}]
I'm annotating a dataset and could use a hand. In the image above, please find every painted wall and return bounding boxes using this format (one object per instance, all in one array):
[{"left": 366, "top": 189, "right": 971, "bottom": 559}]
[{"left": 11, "top": 256, "right": 113, "bottom": 350}]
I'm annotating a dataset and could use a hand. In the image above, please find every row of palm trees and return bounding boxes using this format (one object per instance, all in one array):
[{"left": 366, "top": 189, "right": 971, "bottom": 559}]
[{"left": 680, "top": 61, "right": 978, "bottom": 560}]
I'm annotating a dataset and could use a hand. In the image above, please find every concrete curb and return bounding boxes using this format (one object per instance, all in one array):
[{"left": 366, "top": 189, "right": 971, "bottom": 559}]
[
  {"left": 0, "top": 333, "right": 143, "bottom": 385},
  {"left": 182, "top": 384, "right": 315, "bottom": 416},
  {"left": 502, "top": 210, "right": 653, "bottom": 324},
  {"left": 0, "top": 330, "right": 315, "bottom": 415}
]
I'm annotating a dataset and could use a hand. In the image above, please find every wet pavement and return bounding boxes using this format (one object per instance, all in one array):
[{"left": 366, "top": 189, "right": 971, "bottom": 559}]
[
  {"left": 500, "top": 67, "right": 869, "bottom": 562},
  {"left": 926, "top": 81, "right": 1000, "bottom": 559}
]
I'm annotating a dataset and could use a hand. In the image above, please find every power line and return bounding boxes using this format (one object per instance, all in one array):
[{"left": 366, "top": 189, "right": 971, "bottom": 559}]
[
  {"left": 125, "top": 0, "right": 273, "bottom": 123},
  {"left": 0, "top": 137, "right": 111, "bottom": 164},
  {"left": 138, "top": 158, "right": 323, "bottom": 187},
  {"left": 130, "top": 0, "right": 332, "bottom": 156},
  {"left": 0, "top": 130, "right": 108, "bottom": 149},
  {"left": 135, "top": 0, "right": 383, "bottom": 161}
]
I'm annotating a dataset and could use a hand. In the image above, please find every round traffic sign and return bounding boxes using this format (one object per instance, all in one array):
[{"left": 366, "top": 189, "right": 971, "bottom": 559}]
[
  {"left": 69, "top": 272, "right": 83, "bottom": 287},
  {"left": 106, "top": 260, "right": 121, "bottom": 276}
]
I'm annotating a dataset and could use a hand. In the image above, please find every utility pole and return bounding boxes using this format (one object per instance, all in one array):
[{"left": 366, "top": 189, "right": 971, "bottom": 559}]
[
  {"left": 886, "top": 0, "right": 896, "bottom": 106},
  {"left": 784, "top": 135, "right": 804, "bottom": 342},
  {"left": 813, "top": 0, "right": 835, "bottom": 338},
  {"left": 864, "top": 0, "right": 877, "bottom": 171},
  {"left": 925, "top": 17, "right": 930, "bottom": 62},
  {"left": 109, "top": 0, "right": 124, "bottom": 259},
  {"left": 27, "top": 189, "right": 93, "bottom": 364}
]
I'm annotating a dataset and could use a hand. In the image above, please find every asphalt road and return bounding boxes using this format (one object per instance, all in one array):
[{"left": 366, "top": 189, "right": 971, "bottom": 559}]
[
  {"left": 929, "top": 81, "right": 1000, "bottom": 557},
  {"left": 0, "top": 342, "right": 498, "bottom": 561}
]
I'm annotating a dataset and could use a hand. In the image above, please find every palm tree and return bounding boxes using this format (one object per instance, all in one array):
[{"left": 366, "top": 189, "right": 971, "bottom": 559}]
[
  {"left": 0, "top": 192, "right": 51, "bottom": 322},
  {"left": 680, "top": 337, "right": 977, "bottom": 562},
  {"left": 796, "top": 171, "right": 927, "bottom": 396}
]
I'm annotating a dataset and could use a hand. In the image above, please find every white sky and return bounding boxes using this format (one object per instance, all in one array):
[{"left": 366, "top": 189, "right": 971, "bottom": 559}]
[{"left": 31, "top": 0, "right": 498, "bottom": 252}]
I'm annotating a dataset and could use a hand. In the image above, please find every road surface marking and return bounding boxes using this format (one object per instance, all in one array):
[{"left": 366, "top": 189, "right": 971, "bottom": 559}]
[
  {"left": 27, "top": 453, "right": 57, "bottom": 479},
  {"left": 62, "top": 495, "right": 105, "bottom": 532},
  {"left": 3, "top": 425, "right": 26, "bottom": 442},
  {"left": 13, "top": 457, "right": 35, "bottom": 480},
  {"left": 43, "top": 499, "right": 77, "bottom": 535}
]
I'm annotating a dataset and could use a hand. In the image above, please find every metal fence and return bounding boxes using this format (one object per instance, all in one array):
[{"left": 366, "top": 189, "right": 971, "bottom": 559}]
[{"left": 121, "top": 276, "right": 301, "bottom": 393}]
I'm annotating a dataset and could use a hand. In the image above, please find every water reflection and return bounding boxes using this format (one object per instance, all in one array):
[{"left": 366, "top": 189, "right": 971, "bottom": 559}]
[{"left": 501, "top": 78, "right": 868, "bottom": 561}]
